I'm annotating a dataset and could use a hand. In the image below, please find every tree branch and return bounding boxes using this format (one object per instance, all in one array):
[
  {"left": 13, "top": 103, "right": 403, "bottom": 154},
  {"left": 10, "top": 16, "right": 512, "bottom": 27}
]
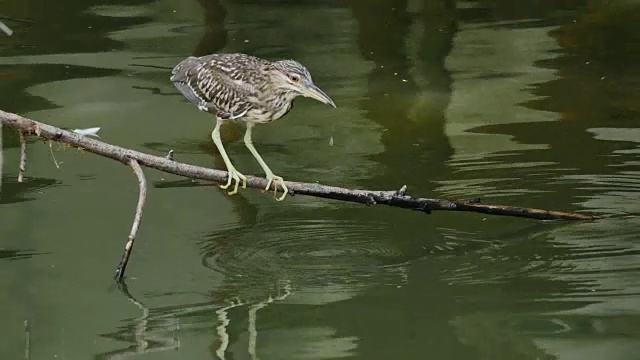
[
  {"left": 114, "top": 159, "right": 147, "bottom": 282},
  {"left": 0, "top": 108, "right": 601, "bottom": 222},
  {"left": 24, "top": 319, "right": 30, "bottom": 360}
]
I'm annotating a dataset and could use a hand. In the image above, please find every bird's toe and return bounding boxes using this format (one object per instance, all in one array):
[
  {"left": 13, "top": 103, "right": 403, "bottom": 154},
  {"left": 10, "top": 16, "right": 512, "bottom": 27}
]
[
  {"left": 221, "top": 168, "right": 246, "bottom": 196},
  {"left": 219, "top": 177, "right": 233, "bottom": 190},
  {"left": 266, "top": 174, "right": 288, "bottom": 201}
]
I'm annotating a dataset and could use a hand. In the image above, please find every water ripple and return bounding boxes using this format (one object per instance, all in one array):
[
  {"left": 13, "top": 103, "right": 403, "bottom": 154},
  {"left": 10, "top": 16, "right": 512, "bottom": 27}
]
[
  {"left": 200, "top": 219, "right": 494, "bottom": 298},
  {"left": 201, "top": 219, "right": 415, "bottom": 288}
]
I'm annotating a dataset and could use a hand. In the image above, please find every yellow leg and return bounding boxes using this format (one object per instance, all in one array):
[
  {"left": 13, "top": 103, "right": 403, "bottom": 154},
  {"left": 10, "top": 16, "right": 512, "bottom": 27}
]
[
  {"left": 243, "top": 123, "right": 288, "bottom": 201},
  {"left": 212, "top": 118, "right": 246, "bottom": 195}
]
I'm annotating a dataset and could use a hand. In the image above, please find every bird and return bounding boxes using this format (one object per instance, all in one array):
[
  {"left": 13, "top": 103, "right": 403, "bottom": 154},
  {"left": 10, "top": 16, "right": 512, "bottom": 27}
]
[{"left": 170, "top": 53, "right": 336, "bottom": 201}]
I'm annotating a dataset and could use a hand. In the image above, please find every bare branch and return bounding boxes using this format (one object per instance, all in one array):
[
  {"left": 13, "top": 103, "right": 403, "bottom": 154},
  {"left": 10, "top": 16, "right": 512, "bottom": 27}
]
[
  {"left": 18, "top": 131, "right": 26, "bottom": 183},
  {"left": 128, "top": 159, "right": 147, "bottom": 243},
  {"left": 114, "top": 159, "right": 147, "bottom": 282},
  {"left": 0, "top": 109, "right": 602, "bottom": 221}
]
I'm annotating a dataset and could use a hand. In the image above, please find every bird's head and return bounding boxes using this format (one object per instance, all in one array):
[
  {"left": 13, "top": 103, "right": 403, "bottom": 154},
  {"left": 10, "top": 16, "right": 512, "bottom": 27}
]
[{"left": 269, "top": 60, "right": 336, "bottom": 108}]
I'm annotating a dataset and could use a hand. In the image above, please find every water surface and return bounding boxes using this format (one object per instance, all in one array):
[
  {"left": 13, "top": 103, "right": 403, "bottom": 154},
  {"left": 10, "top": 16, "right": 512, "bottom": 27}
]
[{"left": 1, "top": 0, "right": 639, "bottom": 359}]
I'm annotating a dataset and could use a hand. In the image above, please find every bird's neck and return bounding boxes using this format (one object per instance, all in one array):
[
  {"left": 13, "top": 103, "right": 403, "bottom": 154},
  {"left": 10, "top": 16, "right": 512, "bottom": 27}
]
[
  {"left": 258, "top": 88, "right": 297, "bottom": 121},
  {"left": 264, "top": 89, "right": 297, "bottom": 110}
]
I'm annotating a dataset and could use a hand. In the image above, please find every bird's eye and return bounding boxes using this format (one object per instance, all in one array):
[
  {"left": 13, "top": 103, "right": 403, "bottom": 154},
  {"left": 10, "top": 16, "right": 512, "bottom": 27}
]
[{"left": 289, "top": 74, "right": 300, "bottom": 83}]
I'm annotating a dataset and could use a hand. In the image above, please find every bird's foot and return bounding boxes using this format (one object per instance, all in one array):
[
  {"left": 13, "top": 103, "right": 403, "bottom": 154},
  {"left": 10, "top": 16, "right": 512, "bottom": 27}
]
[
  {"left": 220, "top": 167, "right": 247, "bottom": 195},
  {"left": 265, "top": 173, "right": 288, "bottom": 201}
]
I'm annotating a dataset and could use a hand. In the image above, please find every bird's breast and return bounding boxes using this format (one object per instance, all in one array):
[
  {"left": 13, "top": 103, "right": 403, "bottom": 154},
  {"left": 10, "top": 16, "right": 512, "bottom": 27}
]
[
  {"left": 269, "top": 101, "right": 294, "bottom": 121},
  {"left": 245, "top": 101, "right": 293, "bottom": 124}
]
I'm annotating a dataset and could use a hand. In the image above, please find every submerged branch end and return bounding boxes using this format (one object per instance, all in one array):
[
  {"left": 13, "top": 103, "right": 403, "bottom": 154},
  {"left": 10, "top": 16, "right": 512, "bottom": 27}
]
[
  {"left": 18, "top": 131, "right": 26, "bottom": 183},
  {"left": 24, "top": 319, "right": 30, "bottom": 360}
]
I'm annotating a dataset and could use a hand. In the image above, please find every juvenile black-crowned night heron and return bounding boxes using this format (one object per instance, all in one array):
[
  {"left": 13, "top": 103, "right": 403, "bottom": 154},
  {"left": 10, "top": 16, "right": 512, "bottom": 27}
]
[{"left": 171, "top": 53, "right": 336, "bottom": 201}]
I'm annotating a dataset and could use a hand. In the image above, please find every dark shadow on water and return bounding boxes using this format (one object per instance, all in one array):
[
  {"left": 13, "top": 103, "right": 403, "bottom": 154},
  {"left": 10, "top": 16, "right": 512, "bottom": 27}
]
[
  {"left": 0, "top": 248, "right": 45, "bottom": 261},
  {"left": 0, "top": 176, "right": 61, "bottom": 205}
]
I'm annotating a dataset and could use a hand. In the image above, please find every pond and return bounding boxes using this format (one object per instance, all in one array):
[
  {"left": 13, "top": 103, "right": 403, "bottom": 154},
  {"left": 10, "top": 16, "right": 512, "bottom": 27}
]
[{"left": 1, "top": 0, "right": 639, "bottom": 359}]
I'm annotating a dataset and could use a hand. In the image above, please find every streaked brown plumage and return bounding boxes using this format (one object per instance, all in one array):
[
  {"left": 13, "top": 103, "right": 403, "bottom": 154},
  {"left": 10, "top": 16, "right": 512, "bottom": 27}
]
[{"left": 171, "top": 53, "right": 336, "bottom": 200}]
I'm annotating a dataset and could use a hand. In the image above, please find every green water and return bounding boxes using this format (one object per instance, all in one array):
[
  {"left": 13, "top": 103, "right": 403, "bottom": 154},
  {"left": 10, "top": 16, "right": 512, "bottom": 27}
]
[{"left": 1, "top": 0, "right": 639, "bottom": 359}]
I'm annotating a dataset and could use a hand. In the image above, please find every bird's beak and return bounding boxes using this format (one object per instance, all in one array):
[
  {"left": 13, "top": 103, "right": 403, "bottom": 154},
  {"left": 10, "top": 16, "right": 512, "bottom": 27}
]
[{"left": 303, "top": 83, "right": 337, "bottom": 108}]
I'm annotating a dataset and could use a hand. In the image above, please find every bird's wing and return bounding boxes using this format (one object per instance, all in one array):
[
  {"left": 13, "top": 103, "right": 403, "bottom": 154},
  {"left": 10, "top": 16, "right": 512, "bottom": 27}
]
[{"left": 171, "top": 55, "right": 261, "bottom": 120}]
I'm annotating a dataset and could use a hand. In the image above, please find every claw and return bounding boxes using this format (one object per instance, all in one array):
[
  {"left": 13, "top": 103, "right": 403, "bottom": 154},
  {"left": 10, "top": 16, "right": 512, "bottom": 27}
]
[
  {"left": 265, "top": 178, "right": 273, "bottom": 192},
  {"left": 220, "top": 173, "right": 233, "bottom": 190},
  {"left": 266, "top": 174, "right": 288, "bottom": 201},
  {"left": 220, "top": 167, "right": 246, "bottom": 196}
]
